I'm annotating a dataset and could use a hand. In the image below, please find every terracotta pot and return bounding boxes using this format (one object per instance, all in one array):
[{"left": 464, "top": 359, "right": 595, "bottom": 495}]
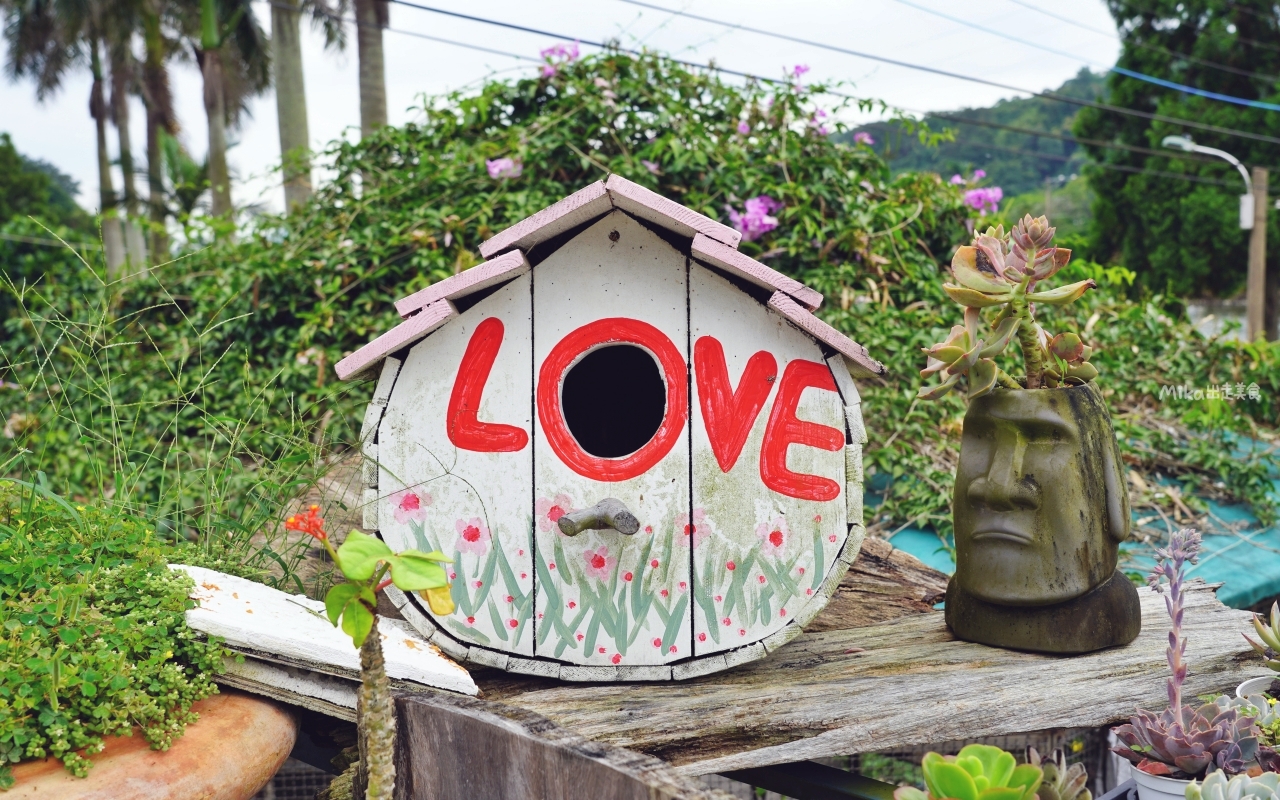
[
  {"left": 9, "top": 689, "right": 297, "bottom": 799},
  {"left": 945, "top": 382, "right": 1142, "bottom": 654}
]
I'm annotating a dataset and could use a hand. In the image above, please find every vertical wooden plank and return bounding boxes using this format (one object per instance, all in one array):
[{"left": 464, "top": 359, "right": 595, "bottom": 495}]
[
  {"left": 378, "top": 274, "right": 535, "bottom": 656},
  {"left": 688, "top": 264, "right": 848, "bottom": 657},
  {"left": 532, "top": 211, "right": 692, "bottom": 668}
]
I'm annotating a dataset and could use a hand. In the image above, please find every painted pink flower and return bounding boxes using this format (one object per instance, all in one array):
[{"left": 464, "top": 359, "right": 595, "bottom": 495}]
[
  {"left": 698, "top": 632, "right": 707, "bottom": 642},
  {"left": 675, "top": 508, "right": 710, "bottom": 548},
  {"left": 828, "top": 534, "right": 837, "bottom": 543},
  {"left": 780, "top": 608, "right": 787, "bottom": 617},
  {"left": 660, "top": 589, "right": 669, "bottom": 598},
  {"left": 583, "top": 545, "right": 616, "bottom": 581},
  {"left": 611, "top": 653, "right": 622, "bottom": 664},
  {"left": 486, "top": 157, "right": 523, "bottom": 180},
  {"left": 576, "top": 632, "right": 584, "bottom": 641},
  {"left": 390, "top": 489, "right": 432, "bottom": 525},
  {"left": 726, "top": 560, "right": 736, "bottom": 571},
  {"left": 536, "top": 494, "right": 573, "bottom": 532},
  {"left": 668, "top": 645, "right": 677, "bottom": 654},
  {"left": 465, "top": 616, "right": 475, "bottom": 626},
  {"left": 624, "top": 572, "right": 633, "bottom": 582},
  {"left": 455, "top": 517, "right": 491, "bottom": 555},
  {"left": 853, "top": 131, "right": 874, "bottom": 145},
  {"left": 653, "top": 637, "right": 662, "bottom": 648},
  {"left": 756, "top": 516, "right": 789, "bottom": 555},
  {"left": 727, "top": 195, "right": 782, "bottom": 242},
  {"left": 508, "top": 619, "right": 518, "bottom": 629},
  {"left": 598, "top": 647, "right": 606, "bottom": 654},
  {"left": 650, "top": 559, "right": 659, "bottom": 568}
]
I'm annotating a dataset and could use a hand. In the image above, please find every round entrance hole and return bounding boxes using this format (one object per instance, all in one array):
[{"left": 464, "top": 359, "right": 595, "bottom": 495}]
[{"left": 562, "top": 345, "right": 667, "bottom": 458}]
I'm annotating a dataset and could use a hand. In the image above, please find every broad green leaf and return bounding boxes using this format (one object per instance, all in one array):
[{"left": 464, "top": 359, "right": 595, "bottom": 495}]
[
  {"left": 958, "top": 745, "right": 1014, "bottom": 788},
  {"left": 1026, "top": 279, "right": 1095, "bottom": 306},
  {"left": 929, "top": 762, "right": 979, "bottom": 800},
  {"left": 968, "top": 358, "right": 997, "bottom": 400},
  {"left": 341, "top": 595, "right": 376, "bottom": 647},
  {"left": 336, "top": 530, "right": 394, "bottom": 580},
  {"left": 401, "top": 548, "right": 452, "bottom": 563},
  {"left": 951, "top": 246, "right": 1011, "bottom": 294},
  {"left": 324, "top": 583, "right": 361, "bottom": 627},
  {"left": 387, "top": 552, "right": 449, "bottom": 591},
  {"left": 420, "top": 586, "right": 456, "bottom": 615},
  {"left": 978, "top": 788, "right": 1026, "bottom": 800},
  {"left": 1008, "top": 764, "right": 1044, "bottom": 798}
]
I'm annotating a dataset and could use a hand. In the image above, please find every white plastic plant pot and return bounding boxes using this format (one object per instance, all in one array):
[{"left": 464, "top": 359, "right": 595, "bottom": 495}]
[
  {"left": 1237, "top": 675, "right": 1275, "bottom": 698},
  {"left": 1132, "top": 768, "right": 1192, "bottom": 800}
]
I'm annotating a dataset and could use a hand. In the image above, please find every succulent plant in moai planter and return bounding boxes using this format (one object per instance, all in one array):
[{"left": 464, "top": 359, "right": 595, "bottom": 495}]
[{"left": 918, "top": 215, "right": 1140, "bottom": 654}]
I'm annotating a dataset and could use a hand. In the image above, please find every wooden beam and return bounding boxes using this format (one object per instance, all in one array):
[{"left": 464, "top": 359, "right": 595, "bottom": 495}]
[
  {"left": 477, "top": 581, "right": 1254, "bottom": 776},
  {"left": 393, "top": 690, "right": 737, "bottom": 799}
]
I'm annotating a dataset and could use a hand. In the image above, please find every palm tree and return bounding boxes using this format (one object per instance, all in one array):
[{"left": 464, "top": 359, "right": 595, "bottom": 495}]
[
  {"left": 354, "top": 0, "right": 386, "bottom": 137},
  {"left": 272, "top": 0, "right": 345, "bottom": 212},
  {"left": 138, "top": 0, "right": 178, "bottom": 259},
  {"left": 182, "top": 0, "right": 269, "bottom": 223},
  {"left": 2, "top": 0, "right": 127, "bottom": 272},
  {"left": 107, "top": 29, "right": 148, "bottom": 267}
]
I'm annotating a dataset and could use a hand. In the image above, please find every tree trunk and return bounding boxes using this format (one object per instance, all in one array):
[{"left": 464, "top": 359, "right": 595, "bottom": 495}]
[
  {"left": 202, "top": 48, "right": 233, "bottom": 220},
  {"left": 90, "top": 38, "right": 125, "bottom": 276},
  {"left": 142, "top": 3, "right": 170, "bottom": 260},
  {"left": 272, "top": 0, "right": 312, "bottom": 212},
  {"left": 355, "top": 618, "right": 395, "bottom": 800},
  {"left": 354, "top": 0, "right": 388, "bottom": 138},
  {"left": 111, "top": 54, "right": 148, "bottom": 270}
]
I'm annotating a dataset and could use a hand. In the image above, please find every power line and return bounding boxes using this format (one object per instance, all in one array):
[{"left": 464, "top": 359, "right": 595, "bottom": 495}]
[
  {"left": 1001, "top": 0, "right": 1280, "bottom": 84},
  {"left": 609, "top": 0, "right": 1280, "bottom": 146},
  {"left": 897, "top": 0, "right": 1280, "bottom": 112},
  {"left": 957, "top": 141, "right": 1246, "bottom": 190}
]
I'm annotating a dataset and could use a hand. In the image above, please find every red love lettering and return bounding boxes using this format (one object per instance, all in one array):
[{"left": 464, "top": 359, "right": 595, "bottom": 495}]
[
  {"left": 760, "top": 359, "right": 844, "bottom": 501},
  {"left": 694, "top": 336, "right": 776, "bottom": 473},
  {"left": 446, "top": 317, "right": 529, "bottom": 452}
]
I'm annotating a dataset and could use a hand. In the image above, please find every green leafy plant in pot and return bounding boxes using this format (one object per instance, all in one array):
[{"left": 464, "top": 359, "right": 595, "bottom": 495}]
[
  {"left": 286, "top": 506, "right": 455, "bottom": 800},
  {"left": 893, "top": 745, "right": 1043, "bottom": 800},
  {"left": 918, "top": 215, "right": 1139, "bottom": 654}
]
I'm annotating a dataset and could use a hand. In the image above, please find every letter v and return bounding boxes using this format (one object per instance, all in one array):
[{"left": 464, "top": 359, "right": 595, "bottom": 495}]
[
  {"left": 694, "top": 336, "right": 777, "bottom": 473},
  {"left": 447, "top": 317, "right": 529, "bottom": 452}
]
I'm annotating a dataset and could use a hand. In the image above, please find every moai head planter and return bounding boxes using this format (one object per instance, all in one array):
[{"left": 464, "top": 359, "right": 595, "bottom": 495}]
[
  {"left": 918, "top": 217, "right": 1140, "bottom": 654},
  {"left": 946, "top": 383, "right": 1140, "bottom": 653},
  {"left": 335, "top": 176, "right": 885, "bottom": 680}
]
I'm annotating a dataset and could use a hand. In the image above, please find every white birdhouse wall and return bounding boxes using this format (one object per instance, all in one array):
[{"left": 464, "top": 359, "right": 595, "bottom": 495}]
[{"left": 371, "top": 209, "right": 857, "bottom": 671}]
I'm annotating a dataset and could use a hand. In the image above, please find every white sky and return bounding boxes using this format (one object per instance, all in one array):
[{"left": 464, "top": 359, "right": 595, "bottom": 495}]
[{"left": 0, "top": 0, "right": 1121, "bottom": 215}]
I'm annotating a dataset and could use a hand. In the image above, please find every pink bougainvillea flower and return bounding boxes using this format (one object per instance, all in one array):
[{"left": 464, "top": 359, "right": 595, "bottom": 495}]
[
  {"left": 727, "top": 195, "right": 782, "bottom": 242},
  {"left": 539, "top": 40, "right": 580, "bottom": 77},
  {"left": 737, "top": 119, "right": 751, "bottom": 134},
  {"left": 949, "top": 174, "right": 967, "bottom": 185},
  {"left": 808, "top": 109, "right": 829, "bottom": 136},
  {"left": 792, "top": 64, "right": 810, "bottom": 77},
  {"left": 642, "top": 160, "right": 661, "bottom": 175},
  {"left": 964, "top": 186, "right": 1003, "bottom": 214},
  {"left": 973, "top": 169, "right": 987, "bottom": 179},
  {"left": 756, "top": 516, "right": 789, "bottom": 555},
  {"left": 675, "top": 508, "right": 710, "bottom": 548},
  {"left": 536, "top": 494, "right": 573, "bottom": 532},
  {"left": 486, "top": 157, "right": 523, "bottom": 180},
  {"left": 583, "top": 545, "right": 616, "bottom": 581},
  {"left": 455, "top": 517, "right": 490, "bottom": 555},
  {"left": 853, "top": 131, "right": 875, "bottom": 145},
  {"left": 390, "top": 489, "right": 432, "bottom": 525}
]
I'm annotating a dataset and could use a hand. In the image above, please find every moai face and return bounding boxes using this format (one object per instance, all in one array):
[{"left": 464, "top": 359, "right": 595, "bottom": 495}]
[{"left": 952, "top": 382, "right": 1129, "bottom": 607}]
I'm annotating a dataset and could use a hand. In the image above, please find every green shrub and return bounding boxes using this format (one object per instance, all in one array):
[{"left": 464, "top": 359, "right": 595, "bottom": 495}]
[{"left": 0, "top": 479, "right": 228, "bottom": 786}]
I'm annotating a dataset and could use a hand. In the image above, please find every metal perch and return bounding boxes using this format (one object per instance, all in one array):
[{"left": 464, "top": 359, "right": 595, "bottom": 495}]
[{"left": 557, "top": 498, "right": 641, "bottom": 536}]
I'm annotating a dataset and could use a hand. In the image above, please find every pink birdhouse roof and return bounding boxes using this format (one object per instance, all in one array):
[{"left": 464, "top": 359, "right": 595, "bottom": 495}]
[{"left": 334, "top": 175, "right": 885, "bottom": 381}]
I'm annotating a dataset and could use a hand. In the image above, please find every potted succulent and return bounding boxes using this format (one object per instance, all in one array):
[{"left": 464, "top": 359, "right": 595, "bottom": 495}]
[
  {"left": 893, "top": 745, "right": 1044, "bottom": 800},
  {"left": 285, "top": 506, "right": 455, "bottom": 800},
  {"left": 918, "top": 215, "right": 1139, "bottom": 653},
  {"left": 1187, "top": 772, "right": 1280, "bottom": 800},
  {"left": 1112, "top": 528, "right": 1259, "bottom": 800},
  {"left": 1240, "top": 602, "right": 1280, "bottom": 699},
  {"left": 1027, "top": 748, "right": 1091, "bottom": 800}
]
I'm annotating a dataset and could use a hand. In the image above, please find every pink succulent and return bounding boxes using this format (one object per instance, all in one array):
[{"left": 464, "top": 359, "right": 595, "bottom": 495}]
[
  {"left": 583, "top": 545, "right": 616, "bottom": 581},
  {"left": 536, "top": 494, "right": 573, "bottom": 532},
  {"left": 455, "top": 517, "right": 490, "bottom": 555},
  {"left": 390, "top": 489, "right": 432, "bottom": 525}
]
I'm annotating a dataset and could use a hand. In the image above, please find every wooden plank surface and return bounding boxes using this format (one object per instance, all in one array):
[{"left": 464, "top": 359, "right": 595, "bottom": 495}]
[
  {"left": 394, "top": 249, "right": 530, "bottom": 318},
  {"left": 394, "top": 691, "right": 736, "bottom": 799},
  {"left": 767, "top": 292, "right": 885, "bottom": 378},
  {"left": 691, "top": 233, "right": 823, "bottom": 311},
  {"left": 474, "top": 576, "right": 1255, "bottom": 776}
]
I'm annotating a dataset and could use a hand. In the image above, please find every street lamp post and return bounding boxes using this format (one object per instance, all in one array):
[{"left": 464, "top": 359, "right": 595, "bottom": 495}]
[{"left": 1162, "top": 135, "right": 1271, "bottom": 341}]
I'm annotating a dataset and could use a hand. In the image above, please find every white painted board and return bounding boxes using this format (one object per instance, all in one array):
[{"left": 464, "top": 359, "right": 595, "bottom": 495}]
[
  {"left": 688, "top": 263, "right": 848, "bottom": 657},
  {"left": 531, "top": 210, "right": 692, "bottom": 667},
  {"left": 378, "top": 273, "right": 536, "bottom": 655},
  {"left": 172, "top": 565, "right": 478, "bottom": 696}
]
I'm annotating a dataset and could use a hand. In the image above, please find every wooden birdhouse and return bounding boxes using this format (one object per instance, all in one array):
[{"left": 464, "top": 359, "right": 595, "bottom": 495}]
[{"left": 335, "top": 175, "right": 885, "bottom": 681}]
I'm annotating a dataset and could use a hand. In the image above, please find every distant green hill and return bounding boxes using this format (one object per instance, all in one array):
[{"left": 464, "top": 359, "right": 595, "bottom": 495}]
[{"left": 848, "top": 69, "right": 1106, "bottom": 199}]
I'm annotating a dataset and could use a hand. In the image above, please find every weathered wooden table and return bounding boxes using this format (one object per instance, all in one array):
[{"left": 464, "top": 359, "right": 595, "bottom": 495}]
[{"left": 464, "top": 537, "right": 1259, "bottom": 776}]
